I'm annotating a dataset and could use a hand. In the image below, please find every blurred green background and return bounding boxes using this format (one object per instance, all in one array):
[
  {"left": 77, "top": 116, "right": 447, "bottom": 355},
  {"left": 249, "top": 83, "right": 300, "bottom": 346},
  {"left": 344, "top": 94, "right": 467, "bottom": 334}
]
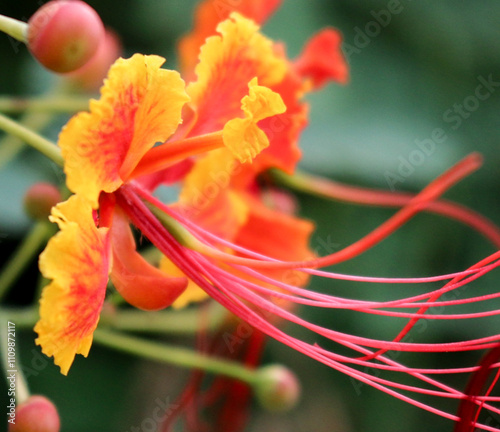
[{"left": 1, "top": 1, "right": 499, "bottom": 431}]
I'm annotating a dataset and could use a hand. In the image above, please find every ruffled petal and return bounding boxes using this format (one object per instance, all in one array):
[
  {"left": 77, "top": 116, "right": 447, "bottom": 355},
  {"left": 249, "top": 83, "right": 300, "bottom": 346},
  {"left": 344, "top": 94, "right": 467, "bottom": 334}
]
[
  {"left": 186, "top": 13, "right": 287, "bottom": 137},
  {"left": 240, "top": 70, "right": 308, "bottom": 178},
  {"left": 35, "top": 195, "right": 110, "bottom": 375},
  {"left": 60, "top": 54, "right": 190, "bottom": 208},
  {"left": 179, "top": 0, "right": 283, "bottom": 81},
  {"left": 223, "top": 78, "right": 286, "bottom": 163},
  {"left": 109, "top": 209, "right": 188, "bottom": 311}
]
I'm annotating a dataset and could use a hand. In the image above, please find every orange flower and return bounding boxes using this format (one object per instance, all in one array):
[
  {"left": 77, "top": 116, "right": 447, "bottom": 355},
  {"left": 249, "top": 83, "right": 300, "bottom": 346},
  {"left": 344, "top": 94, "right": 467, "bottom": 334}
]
[
  {"left": 32, "top": 7, "right": 500, "bottom": 428},
  {"left": 160, "top": 11, "right": 348, "bottom": 307},
  {"left": 36, "top": 19, "right": 287, "bottom": 374}
]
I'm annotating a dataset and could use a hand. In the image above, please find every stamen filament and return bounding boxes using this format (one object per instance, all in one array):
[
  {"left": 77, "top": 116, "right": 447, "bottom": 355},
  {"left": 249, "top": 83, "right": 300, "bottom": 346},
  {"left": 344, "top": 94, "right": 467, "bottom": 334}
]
[
  {"left": 135, "top": 153, "right": 483, "bottom": 270},
  {"left": 272, "top": 167, "right": 500, "bottom": 248},
  {"left": 362, "top": 249, "right": 500, "bottom": 362},
  {"left": 116, "top": 185, "right": 500, "bottom": 430}
]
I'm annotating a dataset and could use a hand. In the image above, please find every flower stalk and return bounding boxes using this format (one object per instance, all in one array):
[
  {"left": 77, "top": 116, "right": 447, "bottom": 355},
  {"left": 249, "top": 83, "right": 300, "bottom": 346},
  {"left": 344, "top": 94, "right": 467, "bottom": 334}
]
[
  {"left": 93, "top": 329, "right": 260, "bottom": 385},
  {"left": 0, "top": 14, "right": 27, "bottom": 43},
  {"left": 0, "top": 113, "right": 63, "bottom": 166},
  {"left": 0, "top": 222, "right": 54, "bottom": 302},
  {"left": 0, "top": 96, "right": 90, "bottom": 114}
]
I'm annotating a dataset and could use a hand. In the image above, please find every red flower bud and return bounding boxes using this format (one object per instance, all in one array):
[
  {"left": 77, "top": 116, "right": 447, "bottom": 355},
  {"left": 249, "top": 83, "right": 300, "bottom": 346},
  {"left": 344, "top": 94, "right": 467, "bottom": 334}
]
[
  {"left": 66, "top": 28, "right": 122, "bottom": 91},
  {"left": 24, "top": 183, "right": 61, "bottom": 221},
  {"left": 8, "top": 395, "right": 60, "bottom": 432},
  {"left": 27, "top": 0, "right": 104, "bottom": 73}
]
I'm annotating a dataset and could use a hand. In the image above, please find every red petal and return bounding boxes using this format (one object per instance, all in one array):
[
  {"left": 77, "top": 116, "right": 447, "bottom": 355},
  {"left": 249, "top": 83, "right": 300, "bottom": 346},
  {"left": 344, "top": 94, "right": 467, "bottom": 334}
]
[
  {"left": 110, "top": 209, "right": 188, "bottom": 310},
  {"left": 294, "top": 28, "right": 349, "bottom": 89}
]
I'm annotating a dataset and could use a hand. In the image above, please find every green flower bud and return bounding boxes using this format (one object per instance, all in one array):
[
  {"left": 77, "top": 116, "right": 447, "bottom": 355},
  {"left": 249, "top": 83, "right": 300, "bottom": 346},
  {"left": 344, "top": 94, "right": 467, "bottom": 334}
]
[{"left": 254, "top": 365, "right": 301, "bottom": 412}]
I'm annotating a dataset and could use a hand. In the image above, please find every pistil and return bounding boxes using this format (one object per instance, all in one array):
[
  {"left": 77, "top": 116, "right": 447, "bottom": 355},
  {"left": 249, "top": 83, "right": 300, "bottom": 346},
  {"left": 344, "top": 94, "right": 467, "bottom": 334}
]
[{"left": 130, "top": 131, "right": 225, "bottom": 179}]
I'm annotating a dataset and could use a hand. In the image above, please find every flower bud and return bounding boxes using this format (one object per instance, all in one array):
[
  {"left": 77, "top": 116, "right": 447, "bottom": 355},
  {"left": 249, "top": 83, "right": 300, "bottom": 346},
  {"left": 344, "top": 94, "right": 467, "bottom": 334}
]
[
  {"left": 8, "top": 395, "right": 60, "bottom": 432},
  {"left": 27, "top": 0, "right": 104, "bottom": 73},
  {"left": 24, "top": 183, "right": 61, "bottom": 221},
  {"left": 254, "top": 365, "right": 301, "bottom": 412},
  {"left": 66, "top": 28, "right": 122, "bottom": 91}
]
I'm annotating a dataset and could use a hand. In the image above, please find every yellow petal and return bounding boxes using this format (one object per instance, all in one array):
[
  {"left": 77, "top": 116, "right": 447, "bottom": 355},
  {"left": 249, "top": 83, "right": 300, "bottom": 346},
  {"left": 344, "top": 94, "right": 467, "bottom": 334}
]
[
  {"left": 60, "top": 54, "right": 190, "bottom": 208},
  {"left": 186, "top": 12, "right": 287, "bottom": 136},
  {"left": 223, "top": 77, "right": 286, "bottom": 163},
  {"left": 35, "top": 195, "right": 110, "bottom": 375}
]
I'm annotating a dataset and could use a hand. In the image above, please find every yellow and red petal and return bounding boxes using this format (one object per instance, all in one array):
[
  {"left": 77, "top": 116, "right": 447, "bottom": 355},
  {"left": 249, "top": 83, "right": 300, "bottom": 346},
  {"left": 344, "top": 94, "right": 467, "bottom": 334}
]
[
  {"left": 35, "top": 195, "right": 111, "bottom": 375},
  {"left": 109, "top": 209, "right": 188, "bottom": 311},
  {"left": 223, "top": 78, "right": 286, "bottom": 164},
  {"left": 293, "top": 28, "right": 349, "bottom": 89},
  {"left": 60, "top": 54, "right": 190, "bottom": 208},
  {"left": 231, "top": 30, "right": 348, "bottom": 184},
  {"left": 178, "top": 0, "right": 282, "bottom": 81},
  {"left": 185, "top": 13, "right": 287, "bottom": 137}
]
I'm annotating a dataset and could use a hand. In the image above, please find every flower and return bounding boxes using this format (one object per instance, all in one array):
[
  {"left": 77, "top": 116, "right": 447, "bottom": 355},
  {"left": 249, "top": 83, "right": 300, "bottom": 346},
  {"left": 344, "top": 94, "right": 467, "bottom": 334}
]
[
  {"left": 33, "top": 6, "right": 500, "bottom": 430},
  {"left": 35, "top": 14, "right": 291, "bottom": 375},
  {"left": 161, "top": 6, "right": 350, "bottom": 307}
]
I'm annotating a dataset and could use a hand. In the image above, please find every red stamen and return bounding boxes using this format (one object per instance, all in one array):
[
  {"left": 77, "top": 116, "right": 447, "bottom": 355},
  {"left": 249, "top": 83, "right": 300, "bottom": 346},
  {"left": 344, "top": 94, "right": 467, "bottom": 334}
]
[
  {"left": 287, "top": 169, "right": 500, "bottom": 248},
  {"left": 455, "top": 344, "right": 500, "bottom": 432},
  {"left": 134, "top": 153, "right": 484, "bottom": 271},
  {"left": 116, "top": 168, "right": 500, "bottom": 430}
]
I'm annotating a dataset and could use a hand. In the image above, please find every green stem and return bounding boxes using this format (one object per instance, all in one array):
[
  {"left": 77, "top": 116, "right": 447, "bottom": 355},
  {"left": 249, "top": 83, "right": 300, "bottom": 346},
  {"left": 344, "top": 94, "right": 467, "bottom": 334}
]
[
  {"left": 100, "top": 302, "right": 228, "bottom": 335},
  {"left": 93, "top": 329, "right": 259, "bottom": 385},
  {"left": 0, "top": 112, "right": 63, "bottom": 166},
  {"left": 0, "top": 308, "right": 39, "bottom": 328},
  {"left": 0, "top": 81, "right": 71, "bottom": 170},
  {"left": 0, "top": 302, "right": 227, "bottom": 336},
  {"left": 0, "top": 111, "right": 54, "bottom": 170},
  {"left": 0, "top": 14, "right": 27, "bottom": 43},
  {"left": 0, "top": 222, "right": 54, "bottom": 302},
  {"left": 0, "top": 96, "right": 90, "bottom": 114}
]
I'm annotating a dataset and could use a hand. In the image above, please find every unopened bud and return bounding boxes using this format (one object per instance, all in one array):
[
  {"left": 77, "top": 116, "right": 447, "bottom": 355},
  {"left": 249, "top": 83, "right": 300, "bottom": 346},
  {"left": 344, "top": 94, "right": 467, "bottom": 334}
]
[
  {"left": 24, "top": 183, "right": 61, "bottom": 221},
  {"left": 254, "top": 365, "right": 300, "bottom": 412},
  {"left": 27, "top": 0, "right": 104, "bottom": 73},
  {"left": 8, "top": 395, "right": 60, "bottom": 432}
]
